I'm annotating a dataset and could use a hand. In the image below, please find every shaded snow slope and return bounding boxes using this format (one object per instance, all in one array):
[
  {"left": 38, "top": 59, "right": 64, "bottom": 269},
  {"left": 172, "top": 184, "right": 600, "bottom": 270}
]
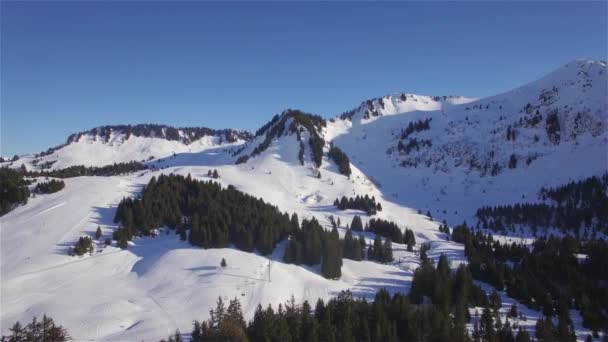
[{"left": 330, "top": 59, "right": 607, "bottom": 227}]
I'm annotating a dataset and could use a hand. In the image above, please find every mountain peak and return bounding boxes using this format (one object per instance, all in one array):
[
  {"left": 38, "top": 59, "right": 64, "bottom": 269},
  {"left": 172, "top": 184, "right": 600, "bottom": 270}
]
[{"left": 338, "top": 93, "right": 475, "bottom": 122}]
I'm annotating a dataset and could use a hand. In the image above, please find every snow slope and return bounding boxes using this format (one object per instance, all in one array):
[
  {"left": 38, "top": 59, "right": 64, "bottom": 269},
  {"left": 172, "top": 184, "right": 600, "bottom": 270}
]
[
  {"left": 330, "top": 59, "right": 607, "bottom": 228},
  {"left": 1, "top": 59, "right": 605, "bottom": 340},
  {"left": 0, "top": 161, "right": 442, "bottom": 340},
  {"left": 2, "top": 129, "right": 248, "bottom": 171}
]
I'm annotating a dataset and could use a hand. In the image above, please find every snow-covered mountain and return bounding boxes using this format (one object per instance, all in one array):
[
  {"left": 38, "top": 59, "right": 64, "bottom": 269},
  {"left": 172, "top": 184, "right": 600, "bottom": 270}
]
[
  {"left": 3, "top": 124, "right": 251, "bottom": 171},
  {"left": 328, "top": 59, "right": 607, "bottom": 226},
  {"left": 1, "top": 59, "right": 606, "bottom": 341}
]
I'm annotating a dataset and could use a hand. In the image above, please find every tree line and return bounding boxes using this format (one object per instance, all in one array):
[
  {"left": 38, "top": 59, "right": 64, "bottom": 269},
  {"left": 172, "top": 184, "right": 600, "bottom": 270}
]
[
  {"left": 183, "top": 252, "right": 540, "bottom": 342},
  {"left": 328, "top": 145, "right": 351, "bottom": 177},
  {"left": 334, "top": 195, "right": 382, "bottom": 216},
  {"left": 1, "top": 315, "right": 69, "bottom": 342},
  {"left": 476, "top": 173, "right": 608, "bottom": 235},
  {"left": 0, "top": 168, "right": 30, "bottom": 216},
  {"left": 7, "top": 251, "right": 578, "bottom": 342},
  {"left": 34, "top": 179, "right": 65, "bottom": 194},
  {"left": 113, "top": 174, "right": 406, "bottom": 279},
  {"left": 114, "top": 174, "right": 293, "bottom": 256},
  {"left": 452, "top": 223, "right": 608, "bottom": 336},
  {"left": 397, "top": 137, "right": 432, "bottom": 155},
  {"left": 283, "top": 217, "right": 343, "bottom": 279},
  {"left": 364, "top": 218, "right": 416, "bottom": 250},
  {"left": 400, "top": 118, "right": 432, "bottom": 140},
  {"left": 25, "top": 161, "right": 146, "bottom": 178},
  {"left": 66, "top": 124, "right": 251, "bottom": 145}
]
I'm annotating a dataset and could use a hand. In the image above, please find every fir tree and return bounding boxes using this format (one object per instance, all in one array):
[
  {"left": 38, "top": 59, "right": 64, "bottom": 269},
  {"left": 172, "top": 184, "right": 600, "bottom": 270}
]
[{"left": 351, "top": 215, "right": 363, "bottom": 231}]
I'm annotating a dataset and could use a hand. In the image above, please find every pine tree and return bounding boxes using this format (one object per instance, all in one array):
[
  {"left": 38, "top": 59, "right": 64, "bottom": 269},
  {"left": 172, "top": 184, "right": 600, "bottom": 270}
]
[
  {"left": 221, "top": 258, "right": 227, "bottom": 268},
  {"left": 351, "top": 215, "right": 363, "bottom": 231},
  {"left": 290, "top": 213, "right": 299, "bottom": 232},
  {"left": 382, "top": 238, "right": 393, "bottom": 263},
  {"left": 95, "top": 226, "right": 102, "bottom": 239},
  {"left": 322, "top": 229, "right": 342, "bottom": 279}
]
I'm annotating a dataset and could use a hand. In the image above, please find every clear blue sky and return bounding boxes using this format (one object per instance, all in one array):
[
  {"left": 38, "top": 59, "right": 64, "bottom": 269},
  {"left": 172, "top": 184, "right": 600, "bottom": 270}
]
[{"left": 1, "top": 1, "right": 606, "bottom": 156}]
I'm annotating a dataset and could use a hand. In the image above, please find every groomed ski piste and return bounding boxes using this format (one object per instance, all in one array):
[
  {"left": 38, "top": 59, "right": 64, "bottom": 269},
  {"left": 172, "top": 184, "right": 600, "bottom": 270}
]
[{"left": 1, "top": 59, "right": 606, "bottom": 340}]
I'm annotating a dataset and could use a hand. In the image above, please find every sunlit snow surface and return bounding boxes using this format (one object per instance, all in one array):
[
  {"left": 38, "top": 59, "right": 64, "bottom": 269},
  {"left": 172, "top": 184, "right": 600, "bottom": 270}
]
[{"left": 1, "top": 60, "right": 606, "bottom": 340}]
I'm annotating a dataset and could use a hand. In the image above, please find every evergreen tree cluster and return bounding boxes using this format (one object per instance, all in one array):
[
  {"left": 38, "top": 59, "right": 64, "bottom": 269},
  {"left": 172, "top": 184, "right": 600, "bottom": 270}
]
[
  {"left": 26, "top": 161, "right": 145, "bottom": 178},
  {"left": 190, "top": 281, "right": 535, "bottom": 342},
  {"left": 191, "top": 289, "right": 464, "bottom": 342},
  {"left": 410, "top": 254, "right": 489, "bottom": 314},
  {"left": 0, "top": 168, "right": 30, "bottom": 216},
  {"left": 545, "top": 110, "right": 561, "bottom": 144},
  {"left": 71, "top": 236, "right": 94, "bottom": 256},
  {"left": 367, "top": 235, "right": 393, "bottom": 263},
  {"left": 207, "top": 169, "right": 219, "bottom": 179},
  {"left": 67, "top": 124, "right": 251, "bottom": 145},
  {"left": 283, "top": 217, "right": 343, "bottom": 279},
  {"left": 394, "top": 118, "right": 433, "bottom": 156},
  {"left": 506, "top": 125, "right": 516, "bottom": 141},
  {"left": 308, "top": 134, "right": 325, "bottom": 168},
  {"left": 533, "top": 314, "right": 578, "bottom": 342},
  {"left": 365, "top": 218, "right": 416, "bottom": 250},
  {"left": 452, "top": 224, "right": 608, "bottom": 334},
  {"left": 235, "top": 155, "right": 250, "bottom": 164},
  {"left": 397, "top": 138, "right": 432, "bottom": 155},
  {"left": 1, "top": 315, "right": 69, "bottom": 342},
  {"left": 400, "top": 118, "right": 432, "bottom": 140},
  {"left": 350, "top": 215, "right": 364, "bottom": 231},
  {"left": 342, "top": 228, "right": 366, "bottom": 261},
  {"left": 476, "top": 174, "right": 608, "bottom": 234},
  {"left": 327, "top": 145, "right": 352, "bottom": 177},
  {"left": 334, "top": 195, "right": 382, "bottom": 216},
  {"left": 114, "top": 174, "right": 293, "bottom": 255},
  {"left": 34, "top": 179, "right": 65, "bottom": 194},
  {"left": 255, "top": 114, "right": 281, "bottom": 136}
]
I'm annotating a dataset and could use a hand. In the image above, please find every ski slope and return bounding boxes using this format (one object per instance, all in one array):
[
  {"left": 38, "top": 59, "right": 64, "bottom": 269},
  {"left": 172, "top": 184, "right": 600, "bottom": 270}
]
[{"left": 0, "top": 161, "right": 446, "bottom": 340}]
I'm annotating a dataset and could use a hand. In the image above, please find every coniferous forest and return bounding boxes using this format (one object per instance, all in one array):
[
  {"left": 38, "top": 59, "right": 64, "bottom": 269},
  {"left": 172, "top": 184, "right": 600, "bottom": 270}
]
[
  {"left": 334, "top": 195, "right": 382, "bottom": 216},
  {"left": 475, "top": 174, "right": 608, "bottom": 235},
  {"left": 34, "top": 179, "right": 65, "bottom": 194},
  {"left": 2, "top": 255, "right": 589, "bottom": 342},
  {"left": 114, "top": 174, "right": 292, "bottom": 255},
  {"left": 283, "top": 217, "right": 343, "bottom": 279},
  {"left": 452, "top": 224, "right": 608, "bottom": 336},
  {"left": 181, "top": 252, "right": 540, "bottom": 342},
  {"left": 328, "top": 145, "right": 351, "bottom": 177},
  {"left": 26, "top": 161, "right": 146, "bottom": 178},
  {"left": 0, "top": 168, "right": 30, "bottom": 216},
  {"left": 365, "top": 218, "right": 416, "bottom": 250},
  {"left": 114, "top": 174, "right": 349, "bottom": 279},
  {"left": 1, "top": 315, "right": 70, "bottom": 342}
]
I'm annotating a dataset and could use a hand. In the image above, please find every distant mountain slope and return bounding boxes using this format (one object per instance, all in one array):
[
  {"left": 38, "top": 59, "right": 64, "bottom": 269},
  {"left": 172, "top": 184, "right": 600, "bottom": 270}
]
[
  {"left": 330, "top": 59, "right": 607, "bottom": 226},
  {"left": 232, "top": 109, "right": 327, "bottom": 167},
  {"left": 3, "top": 124, "right": 252, "bottom": 171}
]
